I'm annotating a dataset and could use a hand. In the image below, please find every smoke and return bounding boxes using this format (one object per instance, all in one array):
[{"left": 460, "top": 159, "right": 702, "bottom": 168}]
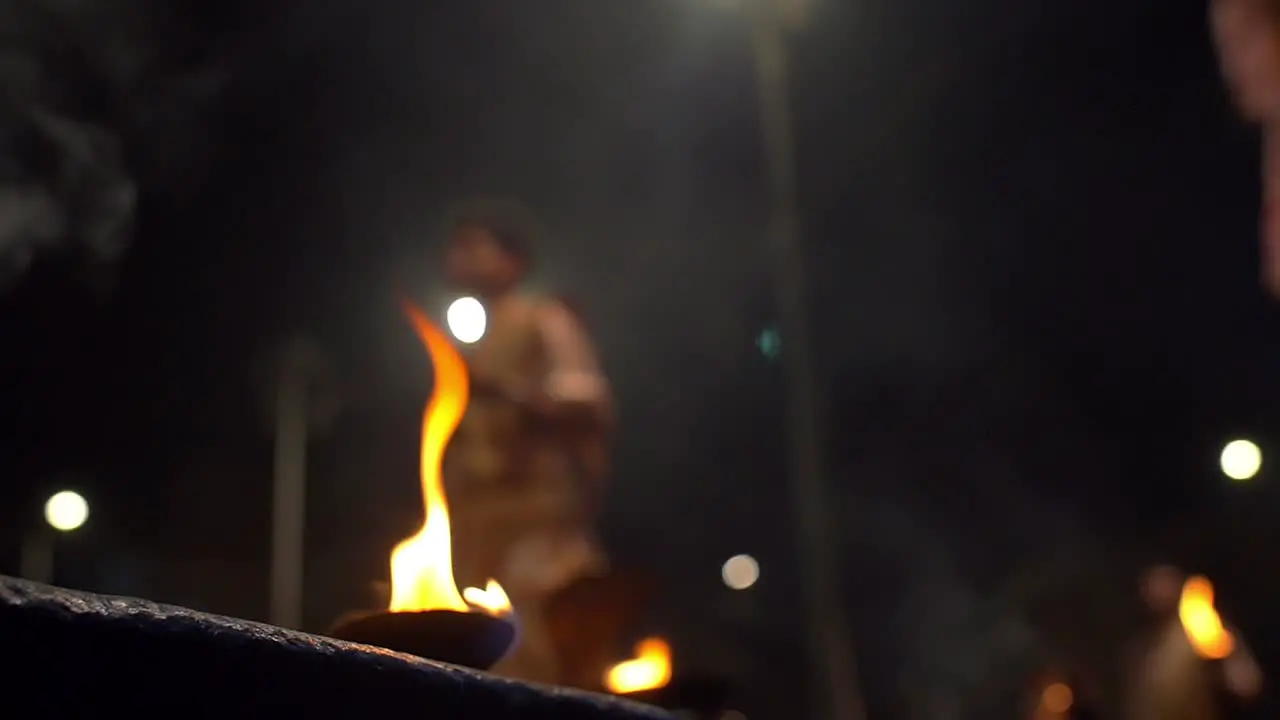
[
  {"left": 833, "top": 355, "right": 1105, "bottom": 717},
  {"left": 0, "top": 0, "right": 236, "bottom": 286},
  {"left": 0, "top": 106, "right": 135, "bottom": 282},
  {"left": 0, "top": 1, "right": 131, "bottom": 282}
]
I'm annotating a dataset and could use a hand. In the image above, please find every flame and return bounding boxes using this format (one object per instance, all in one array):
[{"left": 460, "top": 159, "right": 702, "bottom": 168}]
[
  {"left": 388, "top": 302, "right": 510, "bottom": 616},
  {"left": 604, "top": 637, "right": 672, "bottom": 694},
  {"left": 462, "top": 580, "right": 511, "bottom": 616},
  {"left": 1179, "top": 575, "right": 1234, "bottom": 660}
]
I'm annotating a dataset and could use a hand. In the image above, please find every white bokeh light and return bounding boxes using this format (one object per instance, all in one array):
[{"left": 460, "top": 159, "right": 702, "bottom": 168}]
[
  {"left": 1220, "top": 439, "right": 1262, "bottom": 481},
  {"left": 44, "top": 490, "right": 89, "bottom": 532},
  {"left": 446, "top": 296, "right": 487, "bottom": 344},
  {"left": 721, "top": 554, "right": 760, "bottom": 590}
]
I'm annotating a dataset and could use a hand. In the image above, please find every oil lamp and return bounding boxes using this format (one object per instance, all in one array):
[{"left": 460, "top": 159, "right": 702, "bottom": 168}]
[
  {"left": 329, "top": 601, "right": 515, "bottom": 671},
  {"left": 328, "top": 303, "right": 515, "bottom": 670}
]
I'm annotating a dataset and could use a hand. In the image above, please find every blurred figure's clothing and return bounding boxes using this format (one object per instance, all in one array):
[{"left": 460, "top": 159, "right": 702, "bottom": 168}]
[
  {"left": 1263, "top": 134, "right": 1280, "bottom": 299},
  {"left": 1125, "top": 615, "right": 1260, "bottom": 720},
  {"left": 1126, "top": 617, "right": 1219, "bottom": 720},
  {"left": 1212, "top": 0, "right": 1280, "bottom": 122},
  {"left": 1211, "top": 0, "right": 1280, "bottom": 296},
  {"left": 444, "top": 292, "right": 611, "bottom": 684}
]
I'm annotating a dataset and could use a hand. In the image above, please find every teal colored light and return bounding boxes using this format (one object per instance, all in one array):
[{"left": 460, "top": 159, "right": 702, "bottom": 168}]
[{"left": 756, "top": 327, "right": 781, "bottom": 360}]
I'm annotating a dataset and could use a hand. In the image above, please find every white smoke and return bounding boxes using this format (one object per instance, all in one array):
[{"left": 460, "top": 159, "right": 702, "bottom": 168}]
[
  {"left": 0, "top": 108, "right": 135, "bottom": 282},
  {"left": 0, "top": 0, "right": 235, "bottom": 285}
]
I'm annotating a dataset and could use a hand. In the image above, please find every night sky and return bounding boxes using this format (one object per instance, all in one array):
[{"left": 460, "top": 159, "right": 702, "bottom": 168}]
[{"left": 0, "top": 0, "right": 1276, "bottom": 716}]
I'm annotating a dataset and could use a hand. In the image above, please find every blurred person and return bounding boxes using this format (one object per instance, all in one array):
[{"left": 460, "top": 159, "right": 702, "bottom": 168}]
[
  {"left": 440, "top": 197, "right": 613, "bottom": 684},
  {"left": 1211, "top": 0, "right": 1280, "bottom": 295},
  {"left": 1124, "top": 565, "right": 1261, "bottom": 720}
]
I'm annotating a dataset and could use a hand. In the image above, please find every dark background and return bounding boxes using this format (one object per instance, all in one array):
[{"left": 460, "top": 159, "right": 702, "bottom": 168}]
[{"left": 0, "top": 0, "right": 1275, "bottom": 716}]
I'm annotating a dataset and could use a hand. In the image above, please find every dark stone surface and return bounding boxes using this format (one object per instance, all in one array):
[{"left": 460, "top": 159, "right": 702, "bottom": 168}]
[{"left": 0, "top": 576, "right": 669, "bottom": 719}]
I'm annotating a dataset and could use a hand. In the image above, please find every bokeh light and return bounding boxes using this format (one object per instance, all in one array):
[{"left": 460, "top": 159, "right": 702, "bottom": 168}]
[
  {"left": 446, "top": 296, "right": 486, "bottom": 344},
  {"left": 756, "top": 327, "right": 780, "bottom": 360},
  {"left": 1220, "top": 439, "right": 1262, "bottom": 481},
  {"left": 721, "top": 554, "right": 759, "bottom": 590},
  {"left": 44, "top": 490, "right": 89, "bottom": 532},
  {"left": 1040, "top": 682, "right": 1073, "bottom": 714}
]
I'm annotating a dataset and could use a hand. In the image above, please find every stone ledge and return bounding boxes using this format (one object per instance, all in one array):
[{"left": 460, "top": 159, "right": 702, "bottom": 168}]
[{"left": 0, "top": 576, "right": 669, "bottom": 719}]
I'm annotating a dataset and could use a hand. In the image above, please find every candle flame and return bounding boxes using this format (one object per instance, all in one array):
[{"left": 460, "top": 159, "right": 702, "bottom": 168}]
[
  {"left": 604, "top": 637, "right": 672, "bottom": 694},
  {"left": 1179, "top": 575, "right": 1234, "bottom": 660},
  {"left": 388, "top": 301, "right": 510, "bottom": 617}
]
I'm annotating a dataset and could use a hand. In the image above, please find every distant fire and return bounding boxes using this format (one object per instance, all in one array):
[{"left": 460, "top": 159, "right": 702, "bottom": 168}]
[
  {"left": 1179, "top": 575, "right": 1233, "bottom": 660},
  {"left": 604, "top": 637, "right": 672, "bottom": 694},
  {"left": 388, "top": 302, "right": 510, "bottom": 617}
]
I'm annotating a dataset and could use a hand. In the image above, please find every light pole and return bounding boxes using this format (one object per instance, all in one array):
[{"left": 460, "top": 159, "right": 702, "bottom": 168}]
[
  {"left": 20, "top": 490, "right": 90, "bottom": 585},
  {"left": 271, "top": 346, "right": 309, "bottom": 630},
  {"left": 266, "top": 336, "right": 338, "bottom": 629},
  {"left": 738, "top": 1, "right": 866, "bottom": 717}
]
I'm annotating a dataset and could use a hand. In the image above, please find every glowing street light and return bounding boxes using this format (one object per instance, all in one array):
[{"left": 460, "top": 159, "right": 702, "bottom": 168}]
[
  {"left": 44, "top": 490, "right": 89, "bottom": 532},
  {"left": 21, "top": 489, "right": 90, "bottom": 586},
  {"left": 446, "top": 296, "right": 486, "bottom": 344},
  {"left": 722, "top": 554, "right": 760, "bottom": 590},
  {"left": 1220, "top": 439, "right": 1262, "bottom": 482}
]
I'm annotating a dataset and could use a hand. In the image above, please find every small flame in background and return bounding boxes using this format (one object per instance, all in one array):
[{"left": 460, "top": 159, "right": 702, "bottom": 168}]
[
  {"left": 388, "top": 301, "right": 510, "bottom": 617},
  {"left": 604, "top": 637, "right": 672, "bottom": 694},
  {"left": 462, "top": 580, "right": 511, "bottom": 616},
  {"left": 1179, "top": 575, "right": 1234, "bottom": 660},
  {"left": 1034, "top": 681, "right": 1073, "bottom": 720}
]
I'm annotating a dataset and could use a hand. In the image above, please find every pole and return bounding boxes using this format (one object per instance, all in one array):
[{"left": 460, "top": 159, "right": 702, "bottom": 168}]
[
  {"left": 270, "top": 359, "right": 309, "bottom": 629},
  {"left": 749, "top": 4, "right": 866, "bottom": 718},
  {"left": 19, "top": 530, "right": 55, "bottom": 586}
]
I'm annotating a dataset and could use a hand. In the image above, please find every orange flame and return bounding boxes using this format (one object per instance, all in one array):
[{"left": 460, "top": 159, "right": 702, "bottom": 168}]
[
  {"left": 388, "top": 302, "right": 510, "bottom": 616},
  {"left": 1179, "top": 575, "right": 1234, "bottom": 660},
  {"left": 604, "top": 637, "right": 672, "bottom": 694}
]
